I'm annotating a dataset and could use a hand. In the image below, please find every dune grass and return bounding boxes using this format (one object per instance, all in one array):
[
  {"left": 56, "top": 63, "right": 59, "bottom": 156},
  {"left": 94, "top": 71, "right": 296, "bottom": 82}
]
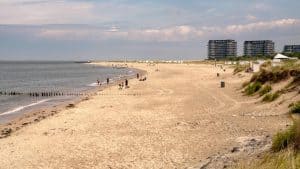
[
  {"left": 259, "top": 85, "right": 272, "bottom": 96},
  {"left": 250, "top": 60, "right": 300, "bottom": 85},
  {"left": 272, "top": 123, "right": 297, "bottom": 152},
  {"left": 235, "top": 102, "right": 300, "bottom": 169},
  {"left": 236, "top": 122, "right": 300, "bottom": 169},
  {"left": 244, "top": 82, "right": 262, "bottom": 95},
  {"left": 242, "top": 81, "right": 250, "bottom": 88},
  {"left": 235, "top": 149, "right": 300, "bottom": 169},
  {"left": 234, "top": 64, "right": 250, "bottom": 75},
  {"left": 262, "top": 92, "right": 280, "bottom": 102},
  {"left": 289, "top": 102, "right": 300, "bottom": 114}
]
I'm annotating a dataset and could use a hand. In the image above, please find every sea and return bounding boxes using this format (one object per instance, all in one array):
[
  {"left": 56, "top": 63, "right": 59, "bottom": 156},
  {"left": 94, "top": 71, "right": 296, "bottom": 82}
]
[{"left": 0, "top": 61, "right": 137, "bottom": 124}]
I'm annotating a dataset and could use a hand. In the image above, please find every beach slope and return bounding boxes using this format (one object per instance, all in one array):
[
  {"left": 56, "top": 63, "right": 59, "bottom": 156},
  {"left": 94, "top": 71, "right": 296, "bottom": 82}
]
[{"left": 0, "top": 63, "right": 290, "bottom": 168}]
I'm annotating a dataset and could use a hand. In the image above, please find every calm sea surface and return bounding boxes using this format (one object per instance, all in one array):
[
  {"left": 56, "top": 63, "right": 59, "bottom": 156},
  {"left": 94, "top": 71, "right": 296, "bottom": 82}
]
[{"left": 0, "top": 61, "right": 135, "bottom": 122}]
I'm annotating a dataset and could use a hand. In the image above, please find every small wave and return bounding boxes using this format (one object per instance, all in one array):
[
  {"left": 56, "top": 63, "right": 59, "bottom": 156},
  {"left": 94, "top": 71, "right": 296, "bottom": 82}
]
[
  {"left": 0, "top": 99, "right": 50, "bottom": 116},
  {"left": 87, "top": 82, "right": 99, "bottom": 87}
]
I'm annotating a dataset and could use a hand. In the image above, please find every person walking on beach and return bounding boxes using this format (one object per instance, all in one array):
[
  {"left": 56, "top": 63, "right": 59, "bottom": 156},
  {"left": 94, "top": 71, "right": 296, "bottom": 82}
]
[
  {"left": 137, "top": 73, "right": 139, "bottom": 79},
  {"left": 97, "top": 79, "right": 100, "bottom": 85},
  {"left": 125, "top": 79, "right": 128, "bottom": 88},
  {"left": 106, "top": 78, "right": 109, "bottom": 84}
]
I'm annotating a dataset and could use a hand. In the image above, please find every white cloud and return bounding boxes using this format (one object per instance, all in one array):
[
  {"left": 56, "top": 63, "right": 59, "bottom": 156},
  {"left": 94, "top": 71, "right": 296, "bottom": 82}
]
[
  {"left": 37, "top": 25, "right": 204, "bottom": 41},
  {"left": 223, "top": 18, "right": 299, "bottom": 33},
  {"left": 246, "top": 14, "right": 257, "bottom": 21},
  {"left": 0, "top": 0, "right": 97, "bottom": 24},
  {"left": 127, "top": 26, "right": 204, "bottom": 41},
  {"left": 36, "top": 18, "right": 300, "bottom": 42},
  {"left": 37, "top": 28, "right": 128, "bottom": 40}
]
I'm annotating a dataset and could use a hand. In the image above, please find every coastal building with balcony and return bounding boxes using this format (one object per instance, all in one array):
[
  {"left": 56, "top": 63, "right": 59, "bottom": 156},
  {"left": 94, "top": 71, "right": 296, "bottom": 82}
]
[
  {"left": 283, "top": 45, "right": 300, "bottom": 53},
  {"left": 208, "top": 40, "right": 237, "bottom": 59},
  {"left": 244, "top": 40, "right": 275, "bottom": 57}
]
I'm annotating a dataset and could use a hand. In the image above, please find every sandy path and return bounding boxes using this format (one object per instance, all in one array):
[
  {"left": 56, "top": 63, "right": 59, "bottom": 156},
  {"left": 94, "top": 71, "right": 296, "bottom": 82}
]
[{"left": 0, "top": 63, "right": 290, "bottom": 169}]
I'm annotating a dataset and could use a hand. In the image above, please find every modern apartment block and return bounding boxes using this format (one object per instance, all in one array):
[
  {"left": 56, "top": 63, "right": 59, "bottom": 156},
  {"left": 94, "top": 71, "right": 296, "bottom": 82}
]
[
  {"left": 208, "top": 40, "right": 237, "bottom": 59},
  {"left": 283, "top": 45, "right": 300, "bottom": 53},
  {"left": 244, "top": 40, "right": 275, "bottom": 57}
]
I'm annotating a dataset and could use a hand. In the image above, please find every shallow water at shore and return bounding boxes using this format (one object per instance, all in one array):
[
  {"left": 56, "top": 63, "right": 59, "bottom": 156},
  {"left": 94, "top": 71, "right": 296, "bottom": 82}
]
[{"left": 0, "top": 61, "right": 136, "bottom": 123}]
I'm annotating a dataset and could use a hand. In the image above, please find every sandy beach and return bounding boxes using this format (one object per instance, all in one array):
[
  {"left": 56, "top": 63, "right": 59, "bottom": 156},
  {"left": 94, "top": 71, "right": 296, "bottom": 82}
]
[{"left": 0, "top": 62, "right": 293, "bottom": 168}]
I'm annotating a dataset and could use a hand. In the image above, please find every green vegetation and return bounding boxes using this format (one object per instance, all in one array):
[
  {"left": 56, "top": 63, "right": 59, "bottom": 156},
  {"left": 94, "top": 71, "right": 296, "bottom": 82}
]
[
  {"left": 259, "top": 85, "right": 272, "bottom": 96},
  {"left": 262, "top": 92, "right": 280, "bottom": 102},
  {"left": 250, "top": 61, "right": 300, "bottom": 84},
  {"left": 235, "top": 103, "right": 300, "bottom": 169},
  {"left": 214, "top": 55, "right": 274, "bottom": 61},
  {"left": 234, "top": 64, "right": 250, "bottom": 75},
  {"left": 272, "top": 103, "right": 300, "bottom": 152},
  {"left": 242, "top": 81, "right": 250, "bottom": 88},
  {"left": 251, "top": 68, "right": 290, "bottom": 84},
  {"left": 272, "top": 124, "right": 297, "bottom": 152},
  {"left": 235, "top": 92, "right": 300, "bottom": 169},
  {"left": 235, "top": 149, "right": 300, "bottom": 169},
  {"left": 283, "top": 52, "right": 300, "bottom": 59},
  {"left": 243, "top": 60, "right": 300, "bottom": 102},
  {"left": 260, "top": 61, "right": 272, "bottom": 69},
  {"left": 289, "top": 101, "right": 300, "bottom": 114},
  {"left": 244, "top": 82, "right": 262, "bottom": 95}
]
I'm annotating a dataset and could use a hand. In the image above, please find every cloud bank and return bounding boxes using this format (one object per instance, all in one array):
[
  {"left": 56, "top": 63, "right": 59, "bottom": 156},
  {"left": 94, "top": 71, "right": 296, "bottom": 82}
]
[{"left": 36, "top": 18, "right": 300, "bottom": 42}]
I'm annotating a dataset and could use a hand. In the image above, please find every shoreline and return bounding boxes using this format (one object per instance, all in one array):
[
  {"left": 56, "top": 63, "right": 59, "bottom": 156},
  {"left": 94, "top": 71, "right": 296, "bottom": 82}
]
[
  {"left": 0, "top": 62, "right": 292, "bottom": 168},
  {"left": 0, "top": 63, "right": 147, "bottom": 139}
]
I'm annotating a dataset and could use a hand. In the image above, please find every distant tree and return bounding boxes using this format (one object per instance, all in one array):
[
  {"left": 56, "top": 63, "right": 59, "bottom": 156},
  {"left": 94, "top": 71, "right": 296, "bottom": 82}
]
[{"left": 283, "top": 52, "right": 300, "bottom": 59}]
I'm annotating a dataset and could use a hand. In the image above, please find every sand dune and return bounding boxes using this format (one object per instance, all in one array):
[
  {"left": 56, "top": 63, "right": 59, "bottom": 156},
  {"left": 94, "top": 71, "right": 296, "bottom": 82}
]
[{"left": 0, "top": 63, "right": 291, "bottom": 168}]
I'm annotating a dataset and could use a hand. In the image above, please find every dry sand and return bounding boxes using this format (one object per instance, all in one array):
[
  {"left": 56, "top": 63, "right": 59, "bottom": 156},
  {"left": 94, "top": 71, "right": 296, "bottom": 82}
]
[{"left": 0, "top": 63, "right": 292, "bottom": 168}]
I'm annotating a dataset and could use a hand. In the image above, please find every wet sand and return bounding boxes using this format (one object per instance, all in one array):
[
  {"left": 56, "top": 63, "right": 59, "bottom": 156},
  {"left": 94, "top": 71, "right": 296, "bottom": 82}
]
[{"left": 0, "top": 62, "right": 291, "bottom": 168}]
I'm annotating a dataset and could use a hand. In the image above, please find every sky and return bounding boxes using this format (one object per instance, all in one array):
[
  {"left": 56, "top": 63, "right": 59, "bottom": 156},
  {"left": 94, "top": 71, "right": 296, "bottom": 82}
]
[{"left": 0, "top": 0, "right": 300, "bottom": 60}]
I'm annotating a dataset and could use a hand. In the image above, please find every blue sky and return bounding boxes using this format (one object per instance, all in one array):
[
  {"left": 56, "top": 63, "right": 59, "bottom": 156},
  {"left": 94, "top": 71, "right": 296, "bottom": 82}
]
[{"left": 0, "top": 0, "right": 300, "bottom": 60}]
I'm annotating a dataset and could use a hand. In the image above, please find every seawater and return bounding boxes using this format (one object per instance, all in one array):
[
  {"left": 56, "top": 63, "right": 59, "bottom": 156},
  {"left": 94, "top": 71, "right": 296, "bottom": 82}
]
[{"left": 0, "top": 61, "right": 136, "bottom": 123}]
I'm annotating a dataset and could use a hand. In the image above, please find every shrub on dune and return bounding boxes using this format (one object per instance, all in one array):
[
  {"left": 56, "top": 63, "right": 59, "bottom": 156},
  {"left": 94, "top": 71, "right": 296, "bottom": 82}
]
[
  {"left": 234, "top": 65, "right": 250, "bottom": 75},
  {"left": 244, "top": 82, "right": 262, "bottom": 95},
  {"left": 259, "top": 85, "right": 272, "bottom": 96},
  {"left": 272, "top": 123, "right": 297, "bottom": 152},
  {"left": 262, "top": 92, "right": 280, "bottom": 102},
  {"left": 290, "top": 101, "right": 300, "bottom": 114}
]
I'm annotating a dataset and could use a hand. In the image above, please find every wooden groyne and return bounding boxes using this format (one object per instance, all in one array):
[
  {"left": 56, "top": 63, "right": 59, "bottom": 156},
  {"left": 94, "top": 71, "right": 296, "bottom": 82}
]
[
  {"left": 0, "top": 91, "right": 90, "bottom": 97},
  {"left": 0, "top": 91, "right": 142, "bottom": 97}
]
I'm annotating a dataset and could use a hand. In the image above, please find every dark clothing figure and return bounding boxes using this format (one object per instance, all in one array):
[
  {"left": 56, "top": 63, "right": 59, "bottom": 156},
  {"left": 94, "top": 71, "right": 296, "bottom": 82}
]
[
  {"left": 107, "top": 78, "right": 109, "bottom": 84},
  {"left": 137, "top": 73, "right": 139, "bottom": 79},
  {"left": 125, "top": 79, "right": 128, "bottom": 87}
]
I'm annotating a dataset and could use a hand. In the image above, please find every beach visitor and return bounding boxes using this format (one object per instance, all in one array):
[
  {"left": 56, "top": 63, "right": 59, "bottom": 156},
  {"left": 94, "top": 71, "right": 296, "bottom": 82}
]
[
  {"left": 106, "top": 78, "right": 109, "bottom": 84},
  {"left": 125, "top": 79, "right": 128, "bottom": 88},
  {"left": 137, "top": 73, "right": 139, "bottom": 79}
]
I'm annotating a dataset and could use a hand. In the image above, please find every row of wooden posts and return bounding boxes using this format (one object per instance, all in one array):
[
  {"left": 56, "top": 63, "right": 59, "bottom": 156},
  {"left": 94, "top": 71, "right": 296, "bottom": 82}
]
[{"left": 0, "top": 91, "right": 90, "bottom": 97}]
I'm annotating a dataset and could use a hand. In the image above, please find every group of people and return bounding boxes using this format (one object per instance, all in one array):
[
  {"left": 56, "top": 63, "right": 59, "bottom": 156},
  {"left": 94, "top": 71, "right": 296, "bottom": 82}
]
[
  {"left": 119, "top": 79, "right": 129, "bottom": 90},
  {"left": 96, "top": 77, "right": 110, "bottom": 86},
  {"left": 137, "top": 73, "right": 147, "bottom": 81},
  {"left": 96, "top": 73, "right": 146, "bottom": 90}
]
